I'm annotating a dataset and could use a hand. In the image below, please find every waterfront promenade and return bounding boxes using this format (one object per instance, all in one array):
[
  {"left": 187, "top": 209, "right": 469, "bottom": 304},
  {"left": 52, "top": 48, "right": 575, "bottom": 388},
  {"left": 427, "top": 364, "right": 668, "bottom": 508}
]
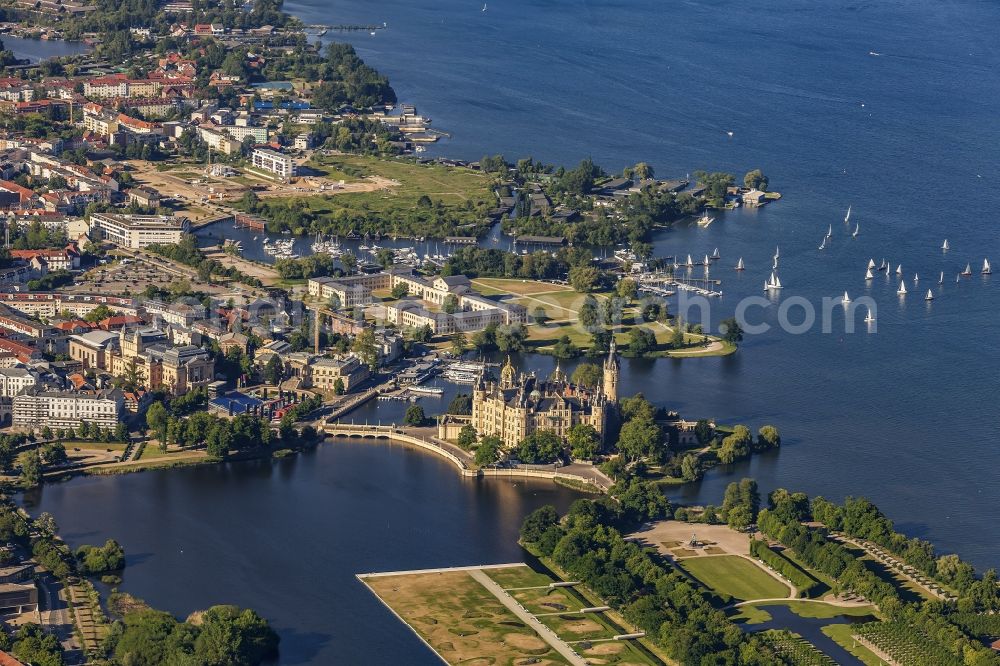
[{"left": 322, "top": 423, "right": 613, "bottom": 491}]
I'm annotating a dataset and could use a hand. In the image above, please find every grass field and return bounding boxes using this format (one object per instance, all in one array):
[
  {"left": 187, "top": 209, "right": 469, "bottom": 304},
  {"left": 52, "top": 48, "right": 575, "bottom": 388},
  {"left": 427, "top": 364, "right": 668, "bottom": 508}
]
[
  {"left": 679, "top": 556, "right": 790, "bottom": 602},
  {"left": 821, "top": 624, "right": 886, "bottom": 666},
  {"left": 363, "top": 569, "right": 571, "bottom": 666},
  {"left": 733, "top": 600, "right": 878, "bottom": 624},
  {"left": 305, "top": 153, "right": 494, "bottom": 208}
]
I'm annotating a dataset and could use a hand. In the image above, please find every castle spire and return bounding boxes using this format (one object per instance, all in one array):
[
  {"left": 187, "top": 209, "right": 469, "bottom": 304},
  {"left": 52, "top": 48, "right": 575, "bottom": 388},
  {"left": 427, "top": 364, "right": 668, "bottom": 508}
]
[
  {"left": 500, "top": 354, "right": 515, "bottom": 389},
  {"left": 603, "top": 337, "right": 619, "bottom": 403}
]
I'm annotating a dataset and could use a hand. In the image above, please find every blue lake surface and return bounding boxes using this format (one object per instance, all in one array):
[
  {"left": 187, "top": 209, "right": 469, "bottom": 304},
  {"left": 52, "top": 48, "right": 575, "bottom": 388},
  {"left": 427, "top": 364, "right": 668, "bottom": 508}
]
[{"left": 25, "top": 0, "right": 1000, "bottom": 663}]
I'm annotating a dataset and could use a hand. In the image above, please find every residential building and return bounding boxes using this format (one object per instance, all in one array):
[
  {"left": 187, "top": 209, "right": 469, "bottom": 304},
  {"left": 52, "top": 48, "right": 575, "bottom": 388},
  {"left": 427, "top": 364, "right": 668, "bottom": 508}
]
[
  {"left": 251, "top": 148, "right": 295, "bottom": 180},
  {"left": 0, "top": 367, "right": 37, "bottom": 397},
  {"left": 13, "top": 388, "right": 124, "bottom": 430},
  {"left": 89, "top": 213, "right": 189, "bottom": 248}
]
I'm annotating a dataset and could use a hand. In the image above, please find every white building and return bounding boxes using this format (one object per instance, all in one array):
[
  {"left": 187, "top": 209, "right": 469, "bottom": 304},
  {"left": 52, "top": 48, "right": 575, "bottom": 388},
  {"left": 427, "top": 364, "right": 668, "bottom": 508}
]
[
  {"left": 251, "top": 148, "right": 295, "bottom": 180},
  {"left": 0, "top": 367, "right": 37, "bottom": 398},
  {"left": 89, "top": 213, "right": 189, "bottom": 249},
  {"left": 219, "top": 125, "right": 268, "bottom": 143},
  {"left": 13, "top": 389, "right": 123, "bottom": 430}
]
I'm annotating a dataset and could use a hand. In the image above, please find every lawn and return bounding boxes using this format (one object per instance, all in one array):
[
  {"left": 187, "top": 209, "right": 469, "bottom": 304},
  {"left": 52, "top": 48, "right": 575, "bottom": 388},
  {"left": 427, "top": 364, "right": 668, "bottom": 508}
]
[
  {"left": 361, "top": 569, "right": 571, "bottom": 665},
  {"left": 472, "top": 277, "right": 571, "bottom": 297},
  {"left": 307, "top": 153, "right": 494, "bottom": 207},
  {"left": 736, "top": 601, "right": 878, "bottom": 621},
  {"left": 821, "top": 624, "right": 888, "bottom": 666},
  {"left": 679, "top": 556, "right": 790, "bottom": 602}
]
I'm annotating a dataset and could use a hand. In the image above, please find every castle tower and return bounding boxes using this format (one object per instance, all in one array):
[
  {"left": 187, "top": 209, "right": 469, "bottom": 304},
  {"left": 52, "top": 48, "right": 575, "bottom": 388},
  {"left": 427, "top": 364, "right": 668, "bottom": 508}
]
[
  {"left": 603, "top": 339, "right": 620, "bottom": 403},
  {"left": 500, "top": 355, "right": 516, "bottom": 389}
]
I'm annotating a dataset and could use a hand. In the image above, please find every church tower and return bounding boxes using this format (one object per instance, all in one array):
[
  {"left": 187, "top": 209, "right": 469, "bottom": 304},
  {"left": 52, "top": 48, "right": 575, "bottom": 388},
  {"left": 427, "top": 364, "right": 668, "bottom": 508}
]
[{"left": 602, "top": 339, "right": 619, "bottom": 403}]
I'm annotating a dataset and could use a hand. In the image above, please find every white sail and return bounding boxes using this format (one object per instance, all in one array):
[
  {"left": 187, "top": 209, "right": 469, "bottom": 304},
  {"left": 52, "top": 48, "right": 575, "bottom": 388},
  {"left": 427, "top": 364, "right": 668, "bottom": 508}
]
[
  {"left": 736, "top": 257, "right": 744, "bottom": 270},
  {"left": 819, "top": 239, "right": 826, "bottom": 250},
  {"left": 864, "top": 308, "right": 875, "bottom": 323},
  {"left": 775, "top": 275, "right": 782, "bottom": 288},
  {"left": 868, "top": 258, "right": 876, "bottom": 269},
  {"left": 774, "top": 246, "right": 780, "bottom": 258},
  {"left": 942, "top": 239, "right": 950, "bottom": 251},
  {"left": 925, "top": 289, "right": 934, "bottom": 301},
  {"left": 896, "top": 264, "right": 903, "bottom": 275},
  {"left": 852, "top": 224, "right": 859, "bottom": 238},
  {"left": 712, "top": 247, "right": 720, "bottom": 259},
  {"left": 983, "top": 258, "right": 991, "bottom": 274},
  {"left": 845, "top": 205, "right": 851, "bottom": 223},
  {"left": 897, "top": 281, "right": 907, "bottom": 295},
  {"left": 865, "top": 268, "right": 874, "bottom": 279},
  {"left": 842, "top": 291, "right": 851, "bottom": 303},
  {"left": 827, "top": 224, "right": 833, "bottom": 237},
  {"left": 939, "top": 271, "right": 944, "bottom": 284},
  {"left": 914, "top": 274, "right": 919, "bottom": 284},
  {"left": 686, "top": 254, "right": 693, "bottom": 266},
  {"left": 963, "top": 263, "right": 972, "bottom": 275}
]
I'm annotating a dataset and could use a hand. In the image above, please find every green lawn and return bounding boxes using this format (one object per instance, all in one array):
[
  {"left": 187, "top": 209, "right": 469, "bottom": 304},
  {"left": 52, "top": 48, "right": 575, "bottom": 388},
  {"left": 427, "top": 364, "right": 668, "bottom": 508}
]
[
  {"left": 821, "top": 624, "right": 885, "bottom": 666},
  {"left": 679, "top": 556, "right": 790, "bottom": 602}
]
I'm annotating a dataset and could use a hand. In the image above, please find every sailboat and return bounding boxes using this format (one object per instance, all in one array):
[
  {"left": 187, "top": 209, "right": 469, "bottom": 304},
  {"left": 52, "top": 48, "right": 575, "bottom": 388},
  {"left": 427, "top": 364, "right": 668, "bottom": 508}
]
[
  {"left": 914, "top": 274, "right": 919, "bottom": 284},
  {"left": 842, "top": 291, "right": 851, "bottom": 303},
  {"left": 819, "top": 238, "right": 826, "bottom": 250},
  {"left": 852, "top": 223, "right": 859, "bottom": 238},
  {"left": 925, "top": 289, "right": 934, "bottom": 301},
  {"left": 942, "top": 239, "right": 950, "bottom": 251},
  {"left": 879, "top": 259, "right": 886, "bottom": 270},
  {"left": 884, "top": 263, "right": 891, "bottom": 276},
  {"left": 864, "top": 308, "right": 876, "bottom": 323},
  {"left": 826, "top": 224, "right": 833, "bottom": 238},
  {"left": 868, "top": 258, "right": 876, "bottom": 269},
  {"left": 482, "top": 2, "right": 487, "bottom": 10},
  {"left": 703, "top": 254, "right": 711, "bottom": 266},
  {"left": 845, "top": 205, "right": 852, "bottom": 223},
  {"left": 711, "top": 248, "right": 720, "bottom": 260},
  {"left": 939, "top": 271, "right": 944, "bottom": 284},
  {"left": 764, "top": 272, "right": 783, "bottom": 290},
  {"left": 983, "top": 258, "right": 992, "bottom": 275},
  {"left": 961, "top": 263, "right": 973, "bottom": 276},
  {"left": 897, "top": 281, "right": 907, "bottom": 295},
  {"left": 896, "top": 264, "right": 903, "bottom": 276},
  {"left": 772, "top": 257, "right": 778, "bottom": 270},
  {"left": 865, "top": 268, "right": 874, "bottom": 280},
  {"left": 774, "top": 246, "right": 780, "bottom": 259},
  {"left": 686, "top": 254, "right": 694, "bottom": 267},
  {"left": 735, "top": 257, "right": 745, "bottom": 271}
]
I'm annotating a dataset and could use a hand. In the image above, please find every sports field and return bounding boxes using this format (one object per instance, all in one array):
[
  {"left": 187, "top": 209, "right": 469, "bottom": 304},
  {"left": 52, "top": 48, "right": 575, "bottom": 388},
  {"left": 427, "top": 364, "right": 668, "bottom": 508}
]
[{"left": 678, "top": 555, "right": 791, "bottom": 601}]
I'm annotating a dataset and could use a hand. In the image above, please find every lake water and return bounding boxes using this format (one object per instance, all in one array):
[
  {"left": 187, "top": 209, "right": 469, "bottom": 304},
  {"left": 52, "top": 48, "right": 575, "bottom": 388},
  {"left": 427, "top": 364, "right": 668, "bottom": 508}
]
[
  {"left": 27, "top": 0, "right": 1000, "bottom": 663},
  {"left": 279, "top": 0, "right": 1000, "bottom": 567},
  {"left": 24, "top": 443, "right": 579, "bottom": 664},
  {"left": 0, "top": 34, "right": 90, "bottom": 62}
]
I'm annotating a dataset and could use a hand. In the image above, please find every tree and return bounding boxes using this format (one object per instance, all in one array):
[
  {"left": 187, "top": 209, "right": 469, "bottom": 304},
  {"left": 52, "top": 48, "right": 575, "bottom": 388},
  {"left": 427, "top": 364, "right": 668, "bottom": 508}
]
[
  {"left": 743, "top": 169, "right": 769, "bottom": 191},
  {"left": 632, "top": 162, "right": 654, "bottom": 180},
  {"left": 616, "top": 278, "right": 638, "bottom": 303},
  {"left": 520, "top": 505, "right": 559, "bottom": 543},
  {"left": 20, "top": 450, "right": 42, "bottom": 488},
  {"left": 403, "top": 404, "right": 426, "bottom": 426},
  {"left": 718, "top": 426, "right": 753, "bottom": 464},
  {"left": 390, "top": 282, "right": 409, "bottom": 299},
  {"left": 616, "top": 417, "right": 662, "bottom": 463},
  {"left": 567, "top": 424, "right": 600, "bottom": 460},
  {"left": 516, "top": 431, "right": 563, "bottom": 464},
  {"left": 193, "top": 605, "right": 280, "bottom": 666},
  {"left": 339, "top": 251, "right": 357, "bottom": 274},
  {"left": 352, "top": 328, "right": 379, "bottom": 371},
  {"left": 146, "top": 402, "right": 168, "bottom": 442},
  {"left": 719, "top": 317, "right": 743, "bottom": 344},
  {"left": 531, "top": 306, "right": 548, "bottom": 325},
  {"left": 680, "top": 454, "right": 701, "bottom": 481},
  {"left": 447, "top": 394, "right": 472, "bottom": 415},
  {"left": 495, "top": 324, "right": 527, "bottom": 352},
  {"left": 442, "top": 293, "right": 459, "bottom": 314},
  {"left": 569, "top": 265, "right": 600, "bottom": 293},
  {"left": 333, "top": 377, "right": 345, "bottom": 395},
  {"left": 757, "top": 425, "right": 781, "bottom": 450},
  {"left": 450, "top": 331, "right": 468, "bottom": 357},
  {"left": 474, "top": 435, "right": 501, "bottom": 467},
  {"left": 40, "top": 442, "right": 67, "bottom": 466},
  {"left": 627, "top": 326, "right": 656, "bottom": 356},
  {"left": 457, "top": 425, "right": 477, "bottom": 449},
  {"left": 579, "top": 299, "right": 600, "bottom": 331},
  {"left": 552, "top": 335, "right": 580, "bottom": 358},
  {"left": 694, "top": 419, "right": 714, "bottom": 446},
  {"left": 571, "top": 363, "right": 602, "bottom": 389},
  {"left": 76, "top": 539, "right": 125, "bottom": 574},
  {"left": 263, "top": 355, "right": 283, "bottom": 385},
  {"left": 12, "top": 623, "right": 63, "bottom": 666}
]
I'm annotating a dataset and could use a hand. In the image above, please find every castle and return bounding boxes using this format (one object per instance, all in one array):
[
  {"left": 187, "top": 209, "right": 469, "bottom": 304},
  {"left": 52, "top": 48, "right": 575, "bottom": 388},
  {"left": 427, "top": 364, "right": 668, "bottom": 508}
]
[{"left": 467, "top": 342, "right": 620, "bottom": 449}]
